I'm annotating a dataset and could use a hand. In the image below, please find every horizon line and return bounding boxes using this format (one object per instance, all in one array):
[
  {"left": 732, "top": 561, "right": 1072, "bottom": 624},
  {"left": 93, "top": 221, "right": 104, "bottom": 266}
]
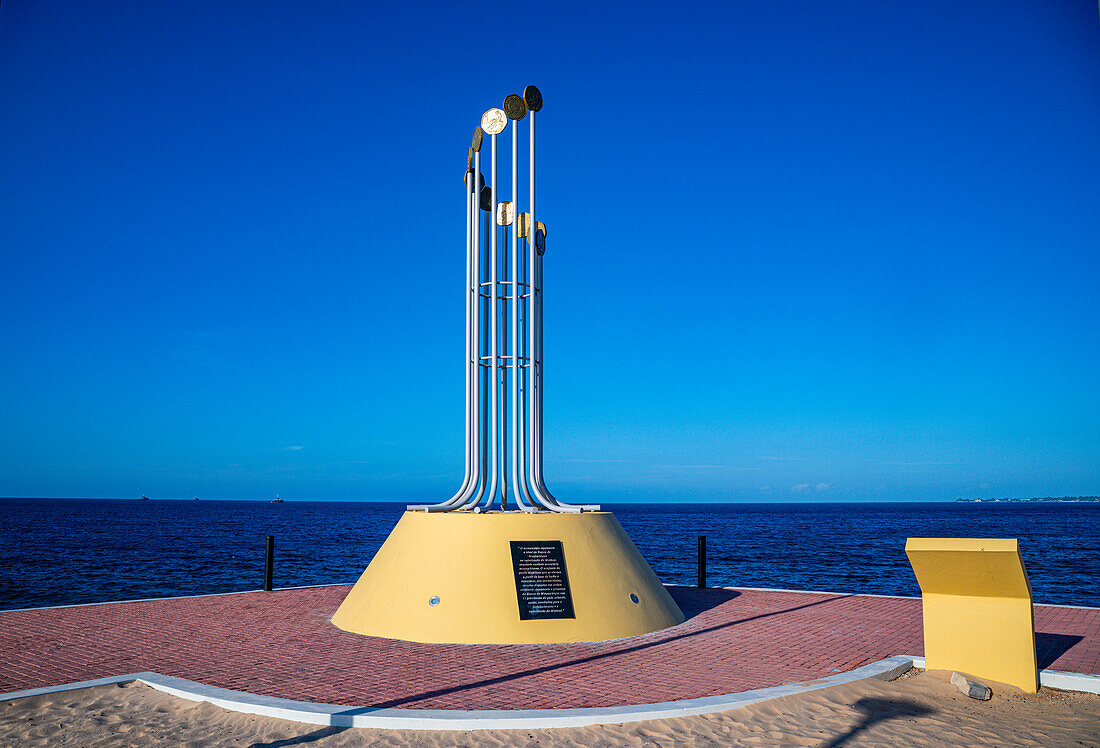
[{"left": 2, "top": 496, "right": 1096, "bottom": 504}]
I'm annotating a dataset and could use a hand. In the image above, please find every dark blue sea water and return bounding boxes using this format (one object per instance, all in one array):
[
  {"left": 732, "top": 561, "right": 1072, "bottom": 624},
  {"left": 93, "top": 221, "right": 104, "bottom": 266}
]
[{"left": 0, "top": 499, "right": 1096, "bottom": 611}]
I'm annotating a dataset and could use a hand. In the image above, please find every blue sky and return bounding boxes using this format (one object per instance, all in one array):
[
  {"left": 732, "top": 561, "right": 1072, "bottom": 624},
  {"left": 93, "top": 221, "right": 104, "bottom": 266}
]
[{"left": 1, "top": 1, "right": 1097, "bottom": 502}]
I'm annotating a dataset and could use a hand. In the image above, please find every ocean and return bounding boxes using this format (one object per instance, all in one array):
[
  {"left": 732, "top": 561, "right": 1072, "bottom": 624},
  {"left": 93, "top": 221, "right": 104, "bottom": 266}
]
[{"left": 0, "top": 499, "right": 1096, "bottom": 611}]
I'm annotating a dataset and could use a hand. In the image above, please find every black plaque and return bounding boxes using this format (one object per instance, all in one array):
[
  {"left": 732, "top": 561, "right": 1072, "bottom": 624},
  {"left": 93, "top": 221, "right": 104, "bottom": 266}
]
[{"left": 510, "top": 540, "right": 575, "bottom": 620}]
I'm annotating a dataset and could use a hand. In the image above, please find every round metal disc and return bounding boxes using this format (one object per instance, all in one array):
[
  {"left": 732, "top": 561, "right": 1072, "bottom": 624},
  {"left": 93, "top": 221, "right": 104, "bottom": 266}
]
[
  {"left": 481, "top": 108, "right": 507, "bottom": 135},
  {"left": 517, "top": 212, "right": 530, "bottom": 239},
  {"left": 467, "top": 147, "right": 473, "bottom": 170},
  {"left": 480, "top": 185, "right": 492, "bottom": 212},
  {"left": 534, "top": 222, "right": 547, "bottom": 254},
  {"left": 523, "top": 85, "right": 543, "bottom": 112},
  {"left": 496, "top": 201, "right": 514, "bottom": 226},
  {"left": 471, "top": 126, "right": 484, "bottom": 153},
  {"left": 503, "top": 94, "right": 527, "bottom": 121}
]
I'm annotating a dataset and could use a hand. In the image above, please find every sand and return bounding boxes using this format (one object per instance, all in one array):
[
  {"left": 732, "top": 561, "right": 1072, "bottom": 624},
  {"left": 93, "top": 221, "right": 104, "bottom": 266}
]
[{"left": 1, "top": 669, "right": 1097, "bottom": 747}]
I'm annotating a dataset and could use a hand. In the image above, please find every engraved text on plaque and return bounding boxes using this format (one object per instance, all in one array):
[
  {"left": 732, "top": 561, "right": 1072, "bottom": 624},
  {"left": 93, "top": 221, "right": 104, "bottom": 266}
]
[{"left": 509, "top": 540, "right": 575, "bottom": 620}]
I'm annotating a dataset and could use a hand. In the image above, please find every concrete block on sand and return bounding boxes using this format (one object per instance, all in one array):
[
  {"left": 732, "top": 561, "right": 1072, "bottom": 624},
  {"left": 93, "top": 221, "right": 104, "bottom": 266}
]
[{"left": 951, "top": 671, "right": 993, "bottom": 700}]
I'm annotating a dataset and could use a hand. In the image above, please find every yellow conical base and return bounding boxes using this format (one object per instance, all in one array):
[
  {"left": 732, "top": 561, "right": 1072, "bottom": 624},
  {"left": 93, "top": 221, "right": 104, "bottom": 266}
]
[{"left": 331, "top": 510, "right": 684, "bottom": 644}]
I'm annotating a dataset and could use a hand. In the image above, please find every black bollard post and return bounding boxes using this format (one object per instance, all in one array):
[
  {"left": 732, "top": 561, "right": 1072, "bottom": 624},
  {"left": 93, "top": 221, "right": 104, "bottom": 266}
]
[
  {"left": 264, "top": 535, "right": 274, "bottom": 591},
  {"left": 697, "top": 535, "right": 707, "bottom": 588}
]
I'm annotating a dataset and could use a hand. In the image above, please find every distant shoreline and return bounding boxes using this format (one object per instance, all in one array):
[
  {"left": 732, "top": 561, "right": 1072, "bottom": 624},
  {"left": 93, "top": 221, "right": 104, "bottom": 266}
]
[
  {"left": 2, "top": 496, "right": 1100, "bottom": 504},
  {"left": 955, "top": 496, "right": 1099, "bottom": 503}
]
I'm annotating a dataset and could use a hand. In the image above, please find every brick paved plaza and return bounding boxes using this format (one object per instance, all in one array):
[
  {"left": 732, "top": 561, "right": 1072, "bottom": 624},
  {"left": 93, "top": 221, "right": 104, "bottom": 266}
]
[{"left": 1, "top": 586, "right": 1095, "bottom": 709}]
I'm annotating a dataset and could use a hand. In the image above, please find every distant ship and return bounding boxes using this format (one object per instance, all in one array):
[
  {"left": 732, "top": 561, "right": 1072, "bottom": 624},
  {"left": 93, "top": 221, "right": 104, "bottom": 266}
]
[
  {"left": 270, "top": 494, "right": 284, "bottom": 504},
  {"left": 193, "top": 496, "right": 199, "bottom": 501},
  {"left": 138, "top": 495, "right": 149, "bottom": 501}
]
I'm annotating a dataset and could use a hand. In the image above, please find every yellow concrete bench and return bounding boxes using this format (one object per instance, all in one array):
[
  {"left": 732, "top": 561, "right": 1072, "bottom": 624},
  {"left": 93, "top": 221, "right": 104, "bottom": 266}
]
[{"left": 905, "top": 538, "right": 1037, "bottom": 692}]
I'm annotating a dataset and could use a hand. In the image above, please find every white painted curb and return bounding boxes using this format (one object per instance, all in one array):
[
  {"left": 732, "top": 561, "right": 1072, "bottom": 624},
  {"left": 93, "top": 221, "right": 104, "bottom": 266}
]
[
  {"left": 3, "top": 656, "right": 1096, "bottom": 729},
  {"left": 907, "top": 656, "right": 1100, "bottom": 695},
  {"left": 0, "top": 657, "right": 912, "bottom": 730},
  {"left": 0, "top": 675, "right": 139, "bottom": 701},
  {"left": 1040, "top": 670, "right": 1100, "bottom": 693}
]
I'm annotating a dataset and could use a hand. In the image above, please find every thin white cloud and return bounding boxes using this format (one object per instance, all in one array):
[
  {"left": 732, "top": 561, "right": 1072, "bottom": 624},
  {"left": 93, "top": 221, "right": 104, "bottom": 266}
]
[
  {"left": 285, "top": 446, "right": 304, "bottom": 451},
  {"left": 815, "top": 482, "right": 831, "bottom": 491},
  {"left": 758, "top": 456, "right": 810, "bottom": 461},
  {"left": 554, "top": 458, "right": 634, "bottom": 464},
  {"left": 650, "top": 464, "right": 756, "bottom": 470},
  {"left": 792, "top": 483, "right": 811, "bottom": 492}
]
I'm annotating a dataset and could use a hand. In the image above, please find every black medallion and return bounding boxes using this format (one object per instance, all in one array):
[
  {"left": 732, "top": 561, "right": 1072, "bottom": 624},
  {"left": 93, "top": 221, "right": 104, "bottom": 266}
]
[
  {"left": 503, "top": 93, "right": 528, "bottom": 121},
  {"left": 523, "top": 85, "right": 543, "bottom": 113}
]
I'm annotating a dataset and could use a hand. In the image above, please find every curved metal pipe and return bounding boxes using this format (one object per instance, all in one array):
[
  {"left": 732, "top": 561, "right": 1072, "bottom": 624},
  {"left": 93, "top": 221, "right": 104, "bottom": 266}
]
[
  {"left": 418, "top": 98, "right": 596, "bottom": 513},
  {"left": 458, "top": 169, "right": 475, "bottom": 499},
  {"left": 478, "top": 130, "right": 500, "bottom": 510},
  {"left": 525, "top": 109, "right": 597, "bottom": 512},
  {"left": 515, "top": 233, "right": 537, "bottom": 511},
  {"left": 509, "top": 120, "right": 536, "bottom": 512},
  {"left": 409, "top": 167, "right": 480, "bottom": 511},
  {"left": 469, "top": 150, "right": 486, "bottom": 508},
  {"left": 523, "top": 108, "right": 564, "bottom": 511},
  {"left": 530, "top": 246, "right": 595, "bottom": 512},
  {"left": 524, "top": 109, "right": 571, "bottom": 512}
]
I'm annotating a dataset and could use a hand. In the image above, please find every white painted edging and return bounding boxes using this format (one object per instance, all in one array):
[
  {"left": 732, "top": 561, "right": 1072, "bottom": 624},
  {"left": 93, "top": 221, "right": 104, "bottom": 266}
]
[
  {"left": 906, "top": 656, "right": 1100, "bottom": 695},
  {"left": 0, "top": 675, "right": 139, "bottom": 702},
  {"left": 1041, "top": 670, "right": 1100, "bottom": 693},
  {"left": 4, "top": 657, "right": 1096, "bottom": 729},
  {"left": 0, "top": 656, "right": 912, "bottom": 731}
]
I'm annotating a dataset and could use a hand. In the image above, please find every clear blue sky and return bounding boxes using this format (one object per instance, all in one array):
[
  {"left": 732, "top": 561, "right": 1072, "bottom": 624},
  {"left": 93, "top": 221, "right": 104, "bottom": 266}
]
[{"left": 1, "top": 1, "right": 1097, "bottom": 503}]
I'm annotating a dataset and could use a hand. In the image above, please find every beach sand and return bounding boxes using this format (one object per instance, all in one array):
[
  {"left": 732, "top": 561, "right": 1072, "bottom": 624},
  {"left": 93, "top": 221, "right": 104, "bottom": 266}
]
[{"left": 1, "top": 669, "right": 1097, "bottom": 747}]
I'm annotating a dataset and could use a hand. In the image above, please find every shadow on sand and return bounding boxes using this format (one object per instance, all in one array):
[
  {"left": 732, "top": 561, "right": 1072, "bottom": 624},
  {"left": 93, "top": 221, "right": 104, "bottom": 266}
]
[
  {"left": 819, "top": 697, "right": 935, "bottom": 747},
  {"left": 247, "top": 725, "right": 349, "bottom": 747}
]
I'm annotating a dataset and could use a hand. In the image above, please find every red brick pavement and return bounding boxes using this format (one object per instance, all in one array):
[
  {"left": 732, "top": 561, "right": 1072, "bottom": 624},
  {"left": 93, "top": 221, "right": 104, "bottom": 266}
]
[{"left": 0, "top": 586, "right": 1095, "bottom": 709}]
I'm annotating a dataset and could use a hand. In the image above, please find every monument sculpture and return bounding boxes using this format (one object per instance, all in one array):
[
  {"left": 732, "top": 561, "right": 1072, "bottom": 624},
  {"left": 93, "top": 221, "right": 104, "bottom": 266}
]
[{"left": 332, "top": 87, "right": 684, "bottom": 643}]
